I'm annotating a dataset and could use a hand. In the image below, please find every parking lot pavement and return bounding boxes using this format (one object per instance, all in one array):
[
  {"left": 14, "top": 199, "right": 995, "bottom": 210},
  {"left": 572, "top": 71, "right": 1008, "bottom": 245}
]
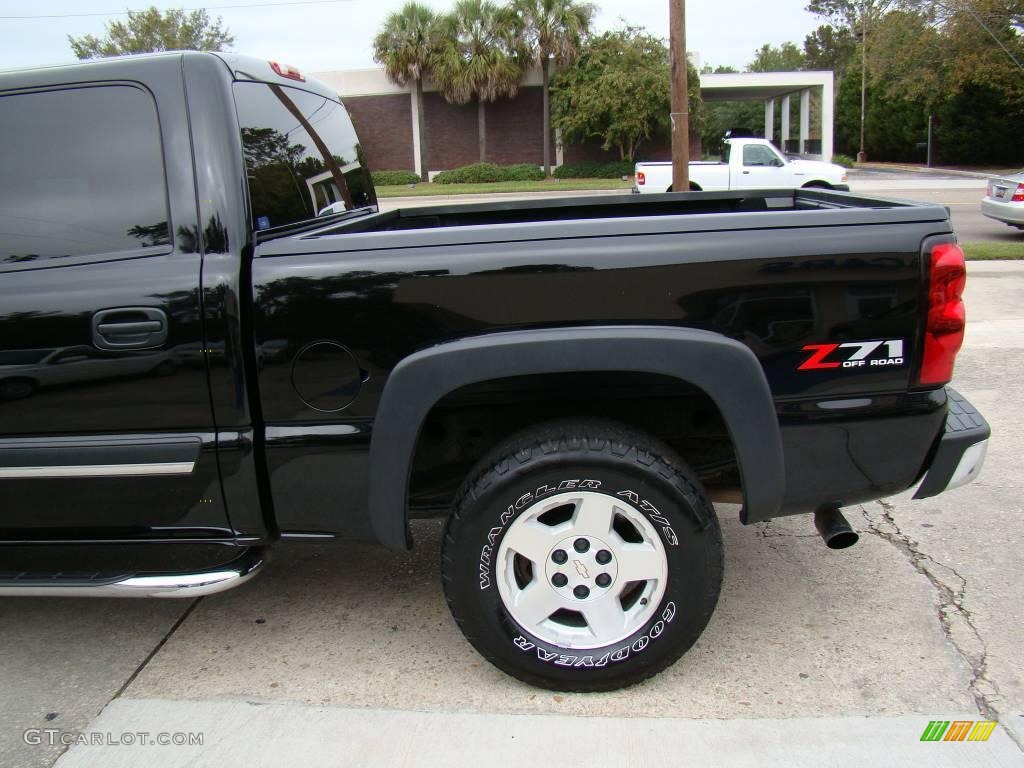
[
  {"left": 4, "top": 265, "right": 1023, "bottom": 768},
  {"left": 0, "top": 599, "right": 190, "bottom": 768}
]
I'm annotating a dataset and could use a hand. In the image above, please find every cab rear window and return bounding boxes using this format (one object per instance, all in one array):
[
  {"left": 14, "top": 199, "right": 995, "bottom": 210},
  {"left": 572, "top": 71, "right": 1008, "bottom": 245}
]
[{"left": 232, "top": 82, "right": 375, "bottom": 231}]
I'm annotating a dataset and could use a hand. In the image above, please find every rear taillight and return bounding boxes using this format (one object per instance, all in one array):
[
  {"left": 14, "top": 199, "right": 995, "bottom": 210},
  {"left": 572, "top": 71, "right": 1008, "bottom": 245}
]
[
  {"left": 918, "top": 243, "right": 966, "bottom": 387},
  {"left": 636, "top": 171, "right": 645, "bottom": 185},
  {"left": 1013, "top": 183, "right": 1024, "bottom": 202}
]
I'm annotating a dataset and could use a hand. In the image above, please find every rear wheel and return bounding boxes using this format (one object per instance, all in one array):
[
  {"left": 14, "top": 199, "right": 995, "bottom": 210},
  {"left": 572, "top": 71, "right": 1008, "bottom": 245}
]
[
  {"left": 441, "top": 418, "right": 723, "bottom": 691},
  {"left": 802, "top": 181, "right": 833, "bottom": 189}
]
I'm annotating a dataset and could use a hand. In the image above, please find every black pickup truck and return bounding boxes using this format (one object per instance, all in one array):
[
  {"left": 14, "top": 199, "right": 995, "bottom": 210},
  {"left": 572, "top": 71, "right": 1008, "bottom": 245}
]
[{"left": 0, "top": 52, "right": 990, "bottom": 691}]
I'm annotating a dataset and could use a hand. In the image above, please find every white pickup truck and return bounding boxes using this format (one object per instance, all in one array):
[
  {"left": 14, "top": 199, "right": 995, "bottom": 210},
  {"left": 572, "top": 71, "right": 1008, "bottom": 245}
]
[{"left": 634, "top": 138, "right": 849, "bottom": 193}]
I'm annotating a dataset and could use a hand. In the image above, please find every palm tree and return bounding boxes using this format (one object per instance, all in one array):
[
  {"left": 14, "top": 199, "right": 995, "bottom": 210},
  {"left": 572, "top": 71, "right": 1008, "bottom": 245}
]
[
  {"left": 515, "top": 0, "right": 594, "bottom": 176},
  {"left": 373, "top": 3, "right": 440, "bottom": 182},
  {"left": 432, "top": 0, "right": 527, "bottom": 163}
]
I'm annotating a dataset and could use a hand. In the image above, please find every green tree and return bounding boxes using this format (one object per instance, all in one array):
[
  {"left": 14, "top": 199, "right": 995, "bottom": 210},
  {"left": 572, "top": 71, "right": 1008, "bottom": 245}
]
[
  {"left": 550, "top": 27, "right": 703, "bottom": 161},
  {"left": 803, "top": 24, "right": 857, "bottom": 77},
  {"left": 934, "top": 85, "right": 1022, "bottom": 164},
  {"left": 909, "top": 0, "right": 1024, "bottom": 34},
  {"left": 514, "top": 0, "right": 595, "bottom": 176},
  {"left": 747, "top": 41, "right": 807, "bottom": 71},
  {"left": 432, "top": 0, "right": 528, "bottom": 162},
  {"left": 806, "top": 0, "right": 898, "bottom": 30},
  {"left": 901, "top": 0, "right": 1024, "bottom": 99},
  {"left": 69, "top": 6, "right": 233, "bottom": 58},
  {"left": 834, "top": 67, "right": 927, "bottom": 159},
  {"left": 373, "top": 3, "right": 442, "bottom": 181},
  {"left": 864, "top": 9, "right": 947, "bottom": 106},
  {"left": 869, "top": 2, "right": 1024, "bottom": 163}
]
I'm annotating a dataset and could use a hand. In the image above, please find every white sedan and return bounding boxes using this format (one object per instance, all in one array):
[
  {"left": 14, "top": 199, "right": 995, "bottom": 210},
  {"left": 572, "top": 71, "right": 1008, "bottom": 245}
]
[{"left": 981, "top": 172, "right": 1024, "bottom": 229}]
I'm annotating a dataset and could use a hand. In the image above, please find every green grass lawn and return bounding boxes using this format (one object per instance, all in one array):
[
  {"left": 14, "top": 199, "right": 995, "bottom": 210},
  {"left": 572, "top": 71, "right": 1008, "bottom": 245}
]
[
  {"left": 962, "top": 242, "right": 1024, "bottom": 260},
  {"left": 375, "top": 177, "right": 634, "bottom": 197}
]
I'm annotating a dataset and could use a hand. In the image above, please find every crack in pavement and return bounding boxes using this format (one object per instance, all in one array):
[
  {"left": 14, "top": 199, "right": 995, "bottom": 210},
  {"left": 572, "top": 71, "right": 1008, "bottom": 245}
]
[
  {"left": 860, "top": 500, "right": 1022, "bottom": 752},
  {"left": 755, "top": 520, "right": 818, "bottom": 538},
  {"left": 754, "top": 520, "right": 819, "bottom": 554},
  {"left": 50, "top": 598, "right": 204, "bottom": 766}
]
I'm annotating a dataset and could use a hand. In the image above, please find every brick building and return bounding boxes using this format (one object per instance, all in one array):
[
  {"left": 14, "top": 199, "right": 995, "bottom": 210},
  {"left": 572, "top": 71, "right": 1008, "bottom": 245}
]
[
  {"left": 312, "top": 65, "right": 697, "bottom": 177},
  {"left": 312, "top": 66, "right": 833, "bottom": 177}
]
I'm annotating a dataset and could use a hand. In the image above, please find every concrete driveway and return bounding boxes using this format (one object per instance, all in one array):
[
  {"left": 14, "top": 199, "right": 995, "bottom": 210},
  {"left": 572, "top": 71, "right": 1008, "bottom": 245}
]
[{"left": 2, "top": 265, "right": 1022, "bottom": 768}]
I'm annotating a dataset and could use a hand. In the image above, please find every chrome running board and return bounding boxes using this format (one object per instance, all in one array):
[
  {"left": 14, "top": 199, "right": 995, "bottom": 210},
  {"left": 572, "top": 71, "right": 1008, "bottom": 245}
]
[{"left": 0, "top": 547, "right": 266, "bottom": 598}]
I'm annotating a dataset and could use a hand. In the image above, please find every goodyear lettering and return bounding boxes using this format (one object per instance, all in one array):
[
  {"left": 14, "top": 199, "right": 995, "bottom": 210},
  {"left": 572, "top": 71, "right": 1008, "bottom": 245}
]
[{"left": 518, "top": 602, "right": 678, "bottom": 667}]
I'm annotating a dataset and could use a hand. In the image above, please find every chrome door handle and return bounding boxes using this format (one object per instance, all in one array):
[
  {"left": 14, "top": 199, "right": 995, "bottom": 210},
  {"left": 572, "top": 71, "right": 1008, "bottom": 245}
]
[
  {"left": 92, "top": 308, "right": 168, "bottom": 350},
  {"left": 97, "top": 321, "right": 162, "bottom": 335}
]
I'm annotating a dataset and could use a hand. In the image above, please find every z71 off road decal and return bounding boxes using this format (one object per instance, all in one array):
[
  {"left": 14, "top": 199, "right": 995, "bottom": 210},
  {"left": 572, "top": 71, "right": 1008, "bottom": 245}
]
[{"left": 797, "top": 339, "right": 905, "bottom": 371}]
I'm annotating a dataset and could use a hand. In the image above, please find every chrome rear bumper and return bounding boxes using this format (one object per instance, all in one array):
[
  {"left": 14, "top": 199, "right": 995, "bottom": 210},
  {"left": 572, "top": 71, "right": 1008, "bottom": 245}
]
[{"left": 913, "top": 388, "right": 989, "bottom": 499}]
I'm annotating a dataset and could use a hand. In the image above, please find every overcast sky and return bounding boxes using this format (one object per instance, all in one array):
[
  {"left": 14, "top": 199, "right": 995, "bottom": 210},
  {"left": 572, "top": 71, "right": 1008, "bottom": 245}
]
[{"left": 0, "top": 0, "right": 823, "bottom": 73}]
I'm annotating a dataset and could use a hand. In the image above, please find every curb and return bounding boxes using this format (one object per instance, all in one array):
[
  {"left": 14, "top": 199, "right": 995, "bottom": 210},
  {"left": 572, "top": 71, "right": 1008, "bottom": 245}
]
[{"left": 852, "top": 164, "right": 998, "bottom": 180}]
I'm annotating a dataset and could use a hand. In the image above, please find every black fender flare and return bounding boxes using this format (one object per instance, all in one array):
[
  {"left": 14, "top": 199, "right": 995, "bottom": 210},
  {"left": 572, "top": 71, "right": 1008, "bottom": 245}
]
[{"left": 368, "top": 326, "right": 784, "bottom": 550}]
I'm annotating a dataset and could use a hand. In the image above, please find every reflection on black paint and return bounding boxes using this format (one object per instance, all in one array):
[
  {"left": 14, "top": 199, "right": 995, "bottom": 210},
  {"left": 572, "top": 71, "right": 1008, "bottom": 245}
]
[
  {"left": 127, "top": 221, "right": 171, "bottom": 247},
  {"left": 234, "top": 82, "right": 376, "bottom": 229},
  {"left": 177, "top": 214, "right": 230, "bottom": 254},
  {"left": 0, "top": 345, "right": 178, "bottom": 401},
  {"left": 252, "top": 247, "right": 925, "bottom": 422}
]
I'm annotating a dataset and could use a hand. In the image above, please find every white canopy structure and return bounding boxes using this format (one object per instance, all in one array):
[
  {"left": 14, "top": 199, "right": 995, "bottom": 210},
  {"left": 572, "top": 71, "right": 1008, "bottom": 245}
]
[{"left": 700, "top": 71, "right": 835, "bottom": 162}]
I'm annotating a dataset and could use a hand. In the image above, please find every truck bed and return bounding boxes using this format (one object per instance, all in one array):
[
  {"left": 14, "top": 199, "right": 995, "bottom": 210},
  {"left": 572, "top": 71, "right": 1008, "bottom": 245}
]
[
  {"left": 250, "top": 187, "right": 955, "bottom": 538},
  {"left": 260, "top": 189, "right": 949, "bottom": 249}
]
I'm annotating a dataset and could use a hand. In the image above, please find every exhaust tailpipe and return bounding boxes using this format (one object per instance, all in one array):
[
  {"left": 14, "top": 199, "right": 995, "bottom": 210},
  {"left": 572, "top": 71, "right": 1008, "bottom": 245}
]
[{"left": 814, "top": 507, "right": 859, "bottom": 550}]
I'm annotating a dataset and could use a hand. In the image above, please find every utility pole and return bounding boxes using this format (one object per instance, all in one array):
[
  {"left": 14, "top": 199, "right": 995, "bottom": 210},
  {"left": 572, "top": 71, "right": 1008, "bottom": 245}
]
[
  {"left": 670, "top": 0, "right": 689, "bottom": 192},
  {"left": 927, "top": 114, "right": 934, "bottom": 168},
  {"left": 857, "top": 0, "right": 867, "bottom": 163}
]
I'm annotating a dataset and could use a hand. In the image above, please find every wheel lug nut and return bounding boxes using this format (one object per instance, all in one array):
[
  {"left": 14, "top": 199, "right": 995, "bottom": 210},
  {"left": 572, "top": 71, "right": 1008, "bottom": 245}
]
[
  {"left": 573, "top": 585, "right": 590, "bottom": 599},
  {"left": 595, "top": 573, "right": 611, "bottom": 587},
  {"left": 551, "top": 549, "right": 568, "bottom": 564},
  {"left": 573, "top": 538, "right": 590, "bottom": 553},
  {"left": 595, "top": 549, "right": 612, "bottom": 565},
  {"left": 552, "top": 573, "right": 568, "bottom": 587}
]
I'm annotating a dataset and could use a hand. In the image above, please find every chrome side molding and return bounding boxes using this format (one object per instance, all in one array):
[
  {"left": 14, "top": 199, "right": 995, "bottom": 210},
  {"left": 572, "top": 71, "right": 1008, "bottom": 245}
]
[
  {"left": 0, "top": 461, "right": 195, "bottom": 479},
  {"left": 0, "top": 547, "right": 266, "bottom": 598}
]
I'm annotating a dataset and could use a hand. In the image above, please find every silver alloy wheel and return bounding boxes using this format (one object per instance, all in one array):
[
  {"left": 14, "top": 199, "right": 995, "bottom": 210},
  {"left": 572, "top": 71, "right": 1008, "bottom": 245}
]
[{"left": 495, "top": 491, "right": 669, "bottom": 650}]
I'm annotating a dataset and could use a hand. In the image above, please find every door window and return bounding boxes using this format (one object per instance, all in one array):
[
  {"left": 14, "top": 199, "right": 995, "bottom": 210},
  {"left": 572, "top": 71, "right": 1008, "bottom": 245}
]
[
  {"left": 743, "top": 144, "right": 784, "bottom": 167},
  {"left": 0, "top": 85, "right": 171, "bottom": 267}
]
